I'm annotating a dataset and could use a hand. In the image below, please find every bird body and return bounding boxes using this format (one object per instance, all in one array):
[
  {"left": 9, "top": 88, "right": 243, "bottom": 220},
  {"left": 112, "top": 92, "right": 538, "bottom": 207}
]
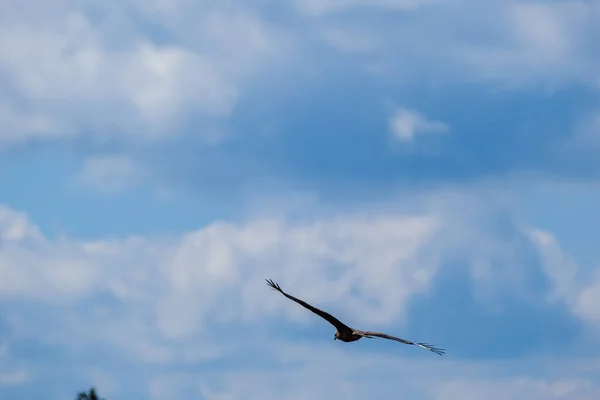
[
  {"left": 334, "top": 330, "right": 362, "bottom": 342},
  {"left": 266, "top": 278, "right": 445, "bottom": 356}
]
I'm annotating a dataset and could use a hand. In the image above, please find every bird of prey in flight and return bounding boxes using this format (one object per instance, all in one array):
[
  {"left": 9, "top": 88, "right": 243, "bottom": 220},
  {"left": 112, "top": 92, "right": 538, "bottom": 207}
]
[{"left": 266, "top": 279, "right": 445, "bottom": 356}]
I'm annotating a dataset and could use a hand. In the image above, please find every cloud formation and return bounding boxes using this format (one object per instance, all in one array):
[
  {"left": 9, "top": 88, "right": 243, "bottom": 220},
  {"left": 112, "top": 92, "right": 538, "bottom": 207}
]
[
  {"left": 0, "top": 0, "right": 284, "bottom": 145},
  {"left": 1, "top": 1, "right": 599, "bottom": 399},
  {"left": 1, "top": 0, "right": 598, "bottom": 151},
  {"left": 74, "top": 155, "right": 145, "bottom": 195},
  {"left": 389, "top": 107, "right": 449, "bottom": 142},
  {"left": 1, "top": 191, "right": 599, "bottom": 398}
]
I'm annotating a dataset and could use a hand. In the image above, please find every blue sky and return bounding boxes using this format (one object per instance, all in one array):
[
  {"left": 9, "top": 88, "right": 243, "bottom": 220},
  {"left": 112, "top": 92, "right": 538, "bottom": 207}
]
[{"left": 1, "top": 0, "right": 600, "bottom": 399}]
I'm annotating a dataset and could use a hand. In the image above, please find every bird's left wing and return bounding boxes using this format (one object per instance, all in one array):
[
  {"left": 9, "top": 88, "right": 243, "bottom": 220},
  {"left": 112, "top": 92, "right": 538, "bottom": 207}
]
[
  {"left": 357, "top": 330, "right": 445, "bottom": 356},
  {"left": 266, "top": 278, "right": 353, "bottom": 334}
]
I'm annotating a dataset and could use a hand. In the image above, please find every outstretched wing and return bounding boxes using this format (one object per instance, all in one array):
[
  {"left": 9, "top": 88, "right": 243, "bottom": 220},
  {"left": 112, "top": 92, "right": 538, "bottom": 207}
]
[
  {"left": 358, "top": 331, "right": 445, "bottom": 356},
  {"left": 266, "top": 279, "right": 352, "bottom": 334}
]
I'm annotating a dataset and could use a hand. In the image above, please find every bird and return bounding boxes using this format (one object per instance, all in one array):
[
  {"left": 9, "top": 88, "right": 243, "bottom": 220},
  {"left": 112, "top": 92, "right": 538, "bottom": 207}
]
[{"left": 266, "top": 278, "right": 445, "bottom": 356}]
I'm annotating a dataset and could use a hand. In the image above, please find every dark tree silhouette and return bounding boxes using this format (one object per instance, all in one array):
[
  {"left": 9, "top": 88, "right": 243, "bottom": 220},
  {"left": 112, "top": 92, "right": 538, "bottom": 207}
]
[{"left": 76, "top": 387, "right": 104, "bottom": 400}]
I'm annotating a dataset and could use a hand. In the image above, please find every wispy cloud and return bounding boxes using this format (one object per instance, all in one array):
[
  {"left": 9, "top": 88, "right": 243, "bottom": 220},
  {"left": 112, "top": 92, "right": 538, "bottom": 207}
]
[
  {"left": 0, "top": 371, "right": 28, "bottom": 386},
  {"left": 389, "top": 107, "right": 449, "bottom": 142},
  {"left": 293, "top": 0, "right": 439, "bottom": 16},
  {"left": 574, "top": 269, "right": 600, "bottom": 329},
  {"left": 457, "top": 1, "right": 599, "bottom": 89},
  {"left": 74, "top": 155, "right": 145, "bottom": 195}
]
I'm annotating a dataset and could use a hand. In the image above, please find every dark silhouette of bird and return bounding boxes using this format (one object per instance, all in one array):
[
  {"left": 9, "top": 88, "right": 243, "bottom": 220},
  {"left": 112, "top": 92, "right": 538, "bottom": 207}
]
[{"left": 266, "top": 278, "right": 445, "bottom": 356}]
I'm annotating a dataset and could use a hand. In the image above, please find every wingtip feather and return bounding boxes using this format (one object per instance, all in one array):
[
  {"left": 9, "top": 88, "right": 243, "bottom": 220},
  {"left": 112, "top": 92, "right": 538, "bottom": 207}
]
[
  {"left": 417, "top": 342, "right": 446, "bottom": 356},
  {"left": 265, "top": 278, "right": 282, "bottom": 291}
]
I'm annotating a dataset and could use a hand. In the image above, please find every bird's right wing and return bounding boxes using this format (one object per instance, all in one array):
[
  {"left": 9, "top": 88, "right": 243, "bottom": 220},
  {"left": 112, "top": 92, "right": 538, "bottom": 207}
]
[
  {"left": 358, "top": 330, "right": 445, "bottom": 356},
  {"left": 266, "top": 279, "right": 352, "bottom": 333}
]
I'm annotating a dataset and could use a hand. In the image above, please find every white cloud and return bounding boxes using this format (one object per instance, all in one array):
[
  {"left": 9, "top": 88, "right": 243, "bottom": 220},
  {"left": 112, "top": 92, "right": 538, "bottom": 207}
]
[
  {"left": 0, "top": 0, "right": 283, "bottom": 146},
  {"left": 0, "top": 202, "right": 442, "bottom": 363},
  {"left": 574, "top": 269, "right": 600, "bottom": 329},
  {"left": 294, "top": 0, "right": 438, "bottom": 16},
  {"left": 143, "top": 345, "right": 600, "bottom": 400},
  {"left": 120, "top": 42, "right": 237, "bottom": 124},
  {"left": 526, "top": 228, "right": 580, "bottom": 303},
  {"left": 74, "top": 154, "right": 145, "bottom": 194},
  {"left": 1, "top": 194, "right": 598, "bottom": 354},
  {"left": 0, "top": 100, "right": 72, "bottom": 148},
  {"left": 311, "top": 0, "right": 599, "bottom": 91},
  {"left": 524, "top": 226, "right": 600, "bottom": 329},
  {"left": 0, "top": 206, "right": 43, "bottom": 242},
  {"left": 1, "top": 0, "right": 597, "bottom": 152},
  {"left": 457, "top": 1, "right": 599, "bottom": 89},
  {"left": 1, "top": 196, "right": 600, "bottom": 397},
  {"left": 389, "top": 107, "right": 448, "bottom": 142}
]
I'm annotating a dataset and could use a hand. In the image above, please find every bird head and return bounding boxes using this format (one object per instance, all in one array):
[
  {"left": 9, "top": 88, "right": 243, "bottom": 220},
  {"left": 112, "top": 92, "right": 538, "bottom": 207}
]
[{"left": 334, "top": 331, "right": 339, "bottom": 341}]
